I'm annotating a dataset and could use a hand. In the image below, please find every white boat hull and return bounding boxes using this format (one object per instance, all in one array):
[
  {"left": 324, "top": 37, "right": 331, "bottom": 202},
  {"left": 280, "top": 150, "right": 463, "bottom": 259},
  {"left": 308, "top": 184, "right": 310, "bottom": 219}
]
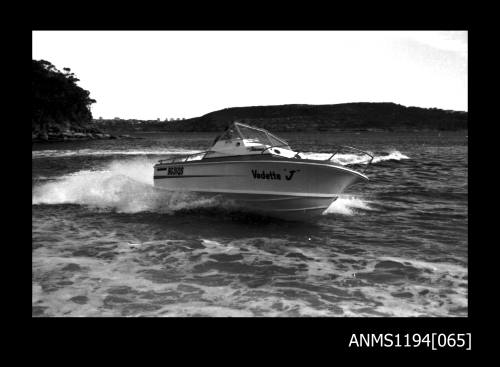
[{"left": 154, "top": 157, "right": 367, "bottom": 220}]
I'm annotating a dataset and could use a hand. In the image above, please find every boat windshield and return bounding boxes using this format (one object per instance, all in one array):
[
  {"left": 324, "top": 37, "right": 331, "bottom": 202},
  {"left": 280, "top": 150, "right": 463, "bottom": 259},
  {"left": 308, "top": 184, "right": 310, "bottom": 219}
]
[
  {"left": 234, "top": 122, "right": 290, "bottom": 148},
  {"left": 218, "top": 126, "right": 238, "bottom": 141}
]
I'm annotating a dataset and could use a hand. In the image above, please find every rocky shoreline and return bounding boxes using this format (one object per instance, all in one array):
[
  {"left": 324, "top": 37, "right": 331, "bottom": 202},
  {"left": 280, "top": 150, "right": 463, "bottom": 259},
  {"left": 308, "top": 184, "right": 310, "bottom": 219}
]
[{"left": 32, "top": 125, "right": 140, "bottom": 143}]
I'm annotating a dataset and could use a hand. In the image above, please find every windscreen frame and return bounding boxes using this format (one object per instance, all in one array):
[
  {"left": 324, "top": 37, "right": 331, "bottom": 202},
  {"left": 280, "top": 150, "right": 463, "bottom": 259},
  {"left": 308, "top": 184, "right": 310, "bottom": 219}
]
[{"left": 234, "top": 122, "right": 290, "bottom": 148}]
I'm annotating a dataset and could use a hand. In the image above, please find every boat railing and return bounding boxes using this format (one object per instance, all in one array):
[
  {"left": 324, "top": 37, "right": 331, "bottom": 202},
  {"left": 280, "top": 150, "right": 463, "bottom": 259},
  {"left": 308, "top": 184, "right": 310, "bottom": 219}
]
[
  {"left": 326, "top": 146, "right": 374, "bottom": 174},
  {"left": 157, "top": 151, "right": 212, "bottom": 164},
  {"left": 158, "top": 145, "right": 373, "bottom": 174},
  {"left": 261, "top": 144, "right": 373, "bottom": 174}
]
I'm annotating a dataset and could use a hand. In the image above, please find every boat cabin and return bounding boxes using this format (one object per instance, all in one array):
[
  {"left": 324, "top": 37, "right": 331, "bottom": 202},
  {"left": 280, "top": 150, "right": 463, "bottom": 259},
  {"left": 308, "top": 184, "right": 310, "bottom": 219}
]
[
  {"left": 205, "top": 122, "right": 296, "bottom": 158},
  {"left": 155, "top": 121, "right": 374, "bottom": 171}
]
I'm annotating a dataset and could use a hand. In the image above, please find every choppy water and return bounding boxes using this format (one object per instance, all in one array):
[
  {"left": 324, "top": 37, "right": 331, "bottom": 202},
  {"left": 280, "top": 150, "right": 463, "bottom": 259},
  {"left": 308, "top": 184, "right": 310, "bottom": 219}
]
[{"left": 32, "top": 131, "right": 468, "bottom": 317}]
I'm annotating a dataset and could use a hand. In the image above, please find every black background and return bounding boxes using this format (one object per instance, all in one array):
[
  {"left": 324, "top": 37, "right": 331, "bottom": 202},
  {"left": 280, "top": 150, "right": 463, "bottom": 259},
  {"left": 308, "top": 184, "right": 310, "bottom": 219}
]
[{"left": 22, "top": 2, "right": 485, "bottom": 357}]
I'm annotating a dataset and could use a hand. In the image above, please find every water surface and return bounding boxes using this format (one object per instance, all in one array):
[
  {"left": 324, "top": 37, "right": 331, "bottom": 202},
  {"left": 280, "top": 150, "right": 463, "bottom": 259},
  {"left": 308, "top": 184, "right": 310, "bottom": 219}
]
[{"left": 32, "top": 131, "right": 468, "bottom": 317}]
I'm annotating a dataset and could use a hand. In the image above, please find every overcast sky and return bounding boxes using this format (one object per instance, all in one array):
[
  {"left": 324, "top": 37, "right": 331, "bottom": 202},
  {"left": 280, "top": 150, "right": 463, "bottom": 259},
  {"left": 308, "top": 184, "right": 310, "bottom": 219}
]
[{"left": 32, "top": 31, "right": 467, "bottom": 120}]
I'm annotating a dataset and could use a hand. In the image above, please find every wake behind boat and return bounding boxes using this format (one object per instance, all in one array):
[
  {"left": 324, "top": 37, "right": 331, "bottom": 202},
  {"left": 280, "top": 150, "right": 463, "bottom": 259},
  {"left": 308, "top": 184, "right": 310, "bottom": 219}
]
[{"left": 153, "top": 122, "right": 373, "bottom": 220}]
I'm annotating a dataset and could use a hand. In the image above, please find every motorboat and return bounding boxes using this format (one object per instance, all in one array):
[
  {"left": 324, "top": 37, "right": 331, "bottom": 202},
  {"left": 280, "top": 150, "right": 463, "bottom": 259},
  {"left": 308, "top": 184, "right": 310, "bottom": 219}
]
[{"left": 153, "top": 122, "right": 373, "bottom": 220}]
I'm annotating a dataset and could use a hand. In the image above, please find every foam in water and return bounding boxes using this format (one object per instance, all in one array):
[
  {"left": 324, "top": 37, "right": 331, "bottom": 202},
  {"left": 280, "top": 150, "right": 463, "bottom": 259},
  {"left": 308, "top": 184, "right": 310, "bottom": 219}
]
[
  {"left": 32, "top": 148, "right": 202, "bottom": 159},
  {"left": 32, "top": 226, "right": 467, "bottom": 316},
  {"left": 32, "top": 158, "right": 219, "bottom": 213},
  {"left": 324, "top": 196, "right": 374, "bottom": 216},
  {"left": 372, "top": 151, "right": 410, "bottom": 163},
  {"left": 301, "top": 150, "right": 409, "bottom": 165}
]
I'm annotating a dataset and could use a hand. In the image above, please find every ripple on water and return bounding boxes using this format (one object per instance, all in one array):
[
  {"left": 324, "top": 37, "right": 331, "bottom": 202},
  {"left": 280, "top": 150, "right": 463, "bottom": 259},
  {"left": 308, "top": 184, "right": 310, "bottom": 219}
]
[{"left": 33, "top": 197, "right": 467, "bottom": 317}]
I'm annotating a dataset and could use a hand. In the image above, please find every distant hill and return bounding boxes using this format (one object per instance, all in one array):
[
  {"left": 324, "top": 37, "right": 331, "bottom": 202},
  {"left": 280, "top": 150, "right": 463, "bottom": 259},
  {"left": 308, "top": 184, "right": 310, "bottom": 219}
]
[{"left": 94, "top": 103, "right": 467, "bottom": 133}]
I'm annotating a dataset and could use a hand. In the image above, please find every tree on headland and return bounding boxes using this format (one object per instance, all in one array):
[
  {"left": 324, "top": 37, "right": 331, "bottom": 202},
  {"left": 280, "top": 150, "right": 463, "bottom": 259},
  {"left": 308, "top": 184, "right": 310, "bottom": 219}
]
[{"left": 32, "top": 59, "right": 96, "bottom": 135}]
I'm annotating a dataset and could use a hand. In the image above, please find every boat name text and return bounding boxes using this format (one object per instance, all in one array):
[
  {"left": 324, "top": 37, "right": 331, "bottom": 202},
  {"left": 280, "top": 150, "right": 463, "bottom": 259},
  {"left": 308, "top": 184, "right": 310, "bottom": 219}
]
[
  {"left": 251, "top": 169, "right": 300, "bottom": 181},
  {"left": 252, "top": 169, "right": 281, "bottom": 180}
]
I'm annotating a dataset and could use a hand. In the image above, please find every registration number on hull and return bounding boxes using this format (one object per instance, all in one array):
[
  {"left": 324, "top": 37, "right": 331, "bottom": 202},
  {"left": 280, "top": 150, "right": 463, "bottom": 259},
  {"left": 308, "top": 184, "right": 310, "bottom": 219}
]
[{"left": 157, "top": 166, "right": 184, "bottom": 176}]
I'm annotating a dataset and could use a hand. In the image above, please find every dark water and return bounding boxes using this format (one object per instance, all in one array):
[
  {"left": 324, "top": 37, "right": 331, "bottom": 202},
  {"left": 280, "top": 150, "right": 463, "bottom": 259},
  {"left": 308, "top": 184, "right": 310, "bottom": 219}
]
[{"left": 32, "top": 131, "right": 468, "bottom": 317}]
